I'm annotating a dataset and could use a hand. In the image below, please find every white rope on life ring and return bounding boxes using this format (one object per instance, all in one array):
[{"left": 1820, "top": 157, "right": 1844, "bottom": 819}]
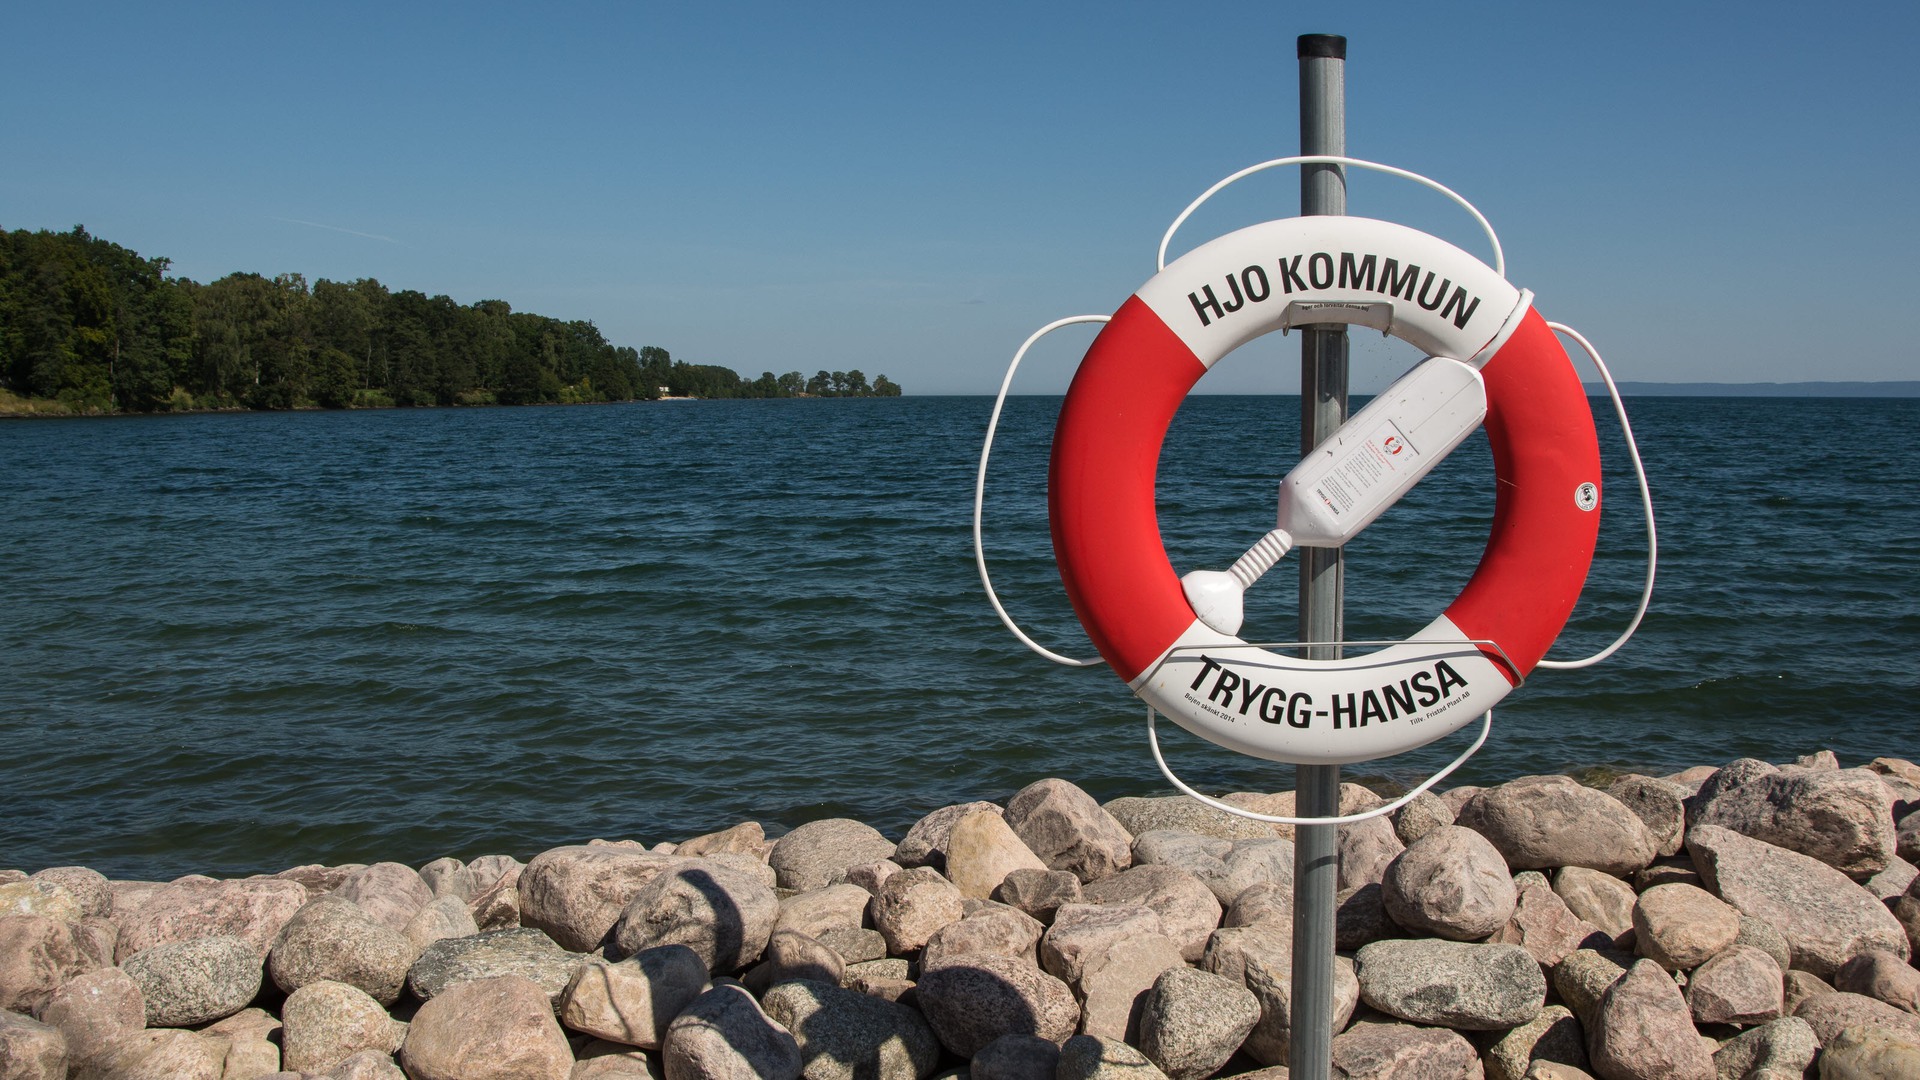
[{"left": 1048, "top": 214, "right": 1603, "bottom": 765}]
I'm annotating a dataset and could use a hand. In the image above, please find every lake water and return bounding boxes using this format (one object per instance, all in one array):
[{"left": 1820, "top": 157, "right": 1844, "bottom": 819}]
[{"left": 3, "top": 394, "right": 1916, "bottom": 878}]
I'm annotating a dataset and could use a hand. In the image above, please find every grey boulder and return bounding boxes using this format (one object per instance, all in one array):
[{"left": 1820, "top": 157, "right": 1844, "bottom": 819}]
[{"left": 1353, "top": 937, "right": 1544, "bottom": 1030}]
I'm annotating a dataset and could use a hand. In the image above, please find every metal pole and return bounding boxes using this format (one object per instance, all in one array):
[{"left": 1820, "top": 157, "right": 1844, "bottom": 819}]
[{"left": 1290, "top": 31, "right": 1346, "bottom": 1080}]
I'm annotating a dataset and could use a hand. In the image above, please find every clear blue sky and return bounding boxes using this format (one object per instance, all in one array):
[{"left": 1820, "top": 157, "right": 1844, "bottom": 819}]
[{"left": 5, "top": 2, "right": 1915, "bottom": 393}]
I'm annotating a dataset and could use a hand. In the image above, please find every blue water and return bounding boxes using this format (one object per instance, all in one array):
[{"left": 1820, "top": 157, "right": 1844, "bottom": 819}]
[{"left": 2, "top": 395, "right": 1916, "bottom": 879}]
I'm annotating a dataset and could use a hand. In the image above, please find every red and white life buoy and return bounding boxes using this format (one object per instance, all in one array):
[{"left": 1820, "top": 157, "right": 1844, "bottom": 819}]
[{"left": 1049, "top": 215, "right": 1601, "bottom": 764}]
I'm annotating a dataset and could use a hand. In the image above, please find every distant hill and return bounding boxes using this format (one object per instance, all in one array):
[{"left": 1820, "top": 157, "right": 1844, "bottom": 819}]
[{"left": 1585, "top": 381, "right": 1920, "bottom": 398}]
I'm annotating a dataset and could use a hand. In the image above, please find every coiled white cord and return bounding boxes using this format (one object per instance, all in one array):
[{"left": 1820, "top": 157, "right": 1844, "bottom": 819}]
[
  {"left": 972, "top": 315, "right": 1108, "bottom": 667},
  {"left": 1534, "top": 323, "right": 1657, "bottom": 669},
  {"left": 1147, "top": 704, "right": 1493, "bottom": 825}
]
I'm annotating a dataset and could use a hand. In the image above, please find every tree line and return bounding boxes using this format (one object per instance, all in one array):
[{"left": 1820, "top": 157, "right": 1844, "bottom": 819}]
[{"left": 0, "top": 225, "right": 901, "bottom": 413}]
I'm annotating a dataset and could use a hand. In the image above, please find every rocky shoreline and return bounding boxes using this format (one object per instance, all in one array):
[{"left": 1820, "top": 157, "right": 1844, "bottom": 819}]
[{"left": 3, "top": 751, "right": 1918, "bottom": 1080}]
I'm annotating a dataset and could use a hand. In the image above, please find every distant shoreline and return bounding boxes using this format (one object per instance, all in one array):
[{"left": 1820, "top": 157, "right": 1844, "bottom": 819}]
[
  {"left": 0, "top": 392, "right": 891, "bottom": 420},
  {"left": 1584, "top": 380, "right": 1920, "bottom": 398}
]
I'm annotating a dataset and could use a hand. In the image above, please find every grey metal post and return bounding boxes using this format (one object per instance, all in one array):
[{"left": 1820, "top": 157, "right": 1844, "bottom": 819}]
[{"left": 1290, "top": 32, "right": 1347, "bottom": 1080}]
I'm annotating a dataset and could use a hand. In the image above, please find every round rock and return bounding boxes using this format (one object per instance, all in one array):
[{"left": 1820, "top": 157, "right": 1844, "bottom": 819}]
[
  {"left": 29, "top": 867, "right": 112, "bottom": 918},
  {"left": 893, "top": 802, "right": 1004, "bottom": 872},
  {"left": 610, "top": 861, "right": 778, "bottom": 973},
  {"left": 1685, "top": 943, "right": 1783, "bottom": 1026},
  {"left": 972, "top": 1033, "right": 1062, "bottom": 1080},
  {"left": 0, "top": 1010, "right": 68, "bottom": 1080},
  {"left": 400, "top": 973, "right": 573, "bottom": 1080},
  {"left": 113, "top": 877, "right": 308, "bottom": 961},
  {"left": 404, "top": 894, "right": 480, "bottom": 954},
  {"left": 281, "top": 979, "right": 405, "bottom": 1074},
  {"left": 915, "top": 952, "right": 1078, "bottom": 1057},
  {"left": 868, "top": 866, "right": 964, "bottom": 956},
  {"left": 0, "top": 914, "right": 96, "bottom": 1014},
  {"left": 334, "top": 862, "right": 433, "bottom": 933},
  {"left": 1455, "top": 775, "right": 1657, "bottom": 874},
  {"left": 559, "top": 943, "right": 708, "bottom": 1050},
  {"left": 1833, "top": 948, "right": 1920, "bottom": 1014},
  {"left": 769, "top": 819, "right": 897, "bottom": 892},
  {"left": 662, "top": 983, "right": 802, "bottom": 1080},
  {"left": 518, "top": 846, "right": 685, "bottom": 953},
  {"left": 1056, "top": 1034, "right": 1171, "bottom": 1080},
  {"left": 1632, "top": 882, "right": 1740, "bottom": 971},
  {"left": 1709, "top": 1016, "right": 1817, "bottom": 1080},
  {"left": 121, "top": 933, "right": 262, "bottom": 1027},
  {"left": 1381, "top": 824, "right": 1516, "bottom": 940},
  {"left": 270, "top": 895, "right": 418, "bottom": 1005},
  {"left": 36, "top": 966, "right": 146, "bottom": 1065}
]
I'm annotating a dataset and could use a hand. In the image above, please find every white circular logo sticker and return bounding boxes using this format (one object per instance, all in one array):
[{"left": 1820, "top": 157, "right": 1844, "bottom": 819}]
[{"left": 1575, "top": 482, "right": 1599, "bottom": 512}]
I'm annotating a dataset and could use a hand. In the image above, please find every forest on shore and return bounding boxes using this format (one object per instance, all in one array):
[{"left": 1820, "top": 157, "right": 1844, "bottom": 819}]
[{"left": 0, "top": 225, "right": 901, "bottom": 415}]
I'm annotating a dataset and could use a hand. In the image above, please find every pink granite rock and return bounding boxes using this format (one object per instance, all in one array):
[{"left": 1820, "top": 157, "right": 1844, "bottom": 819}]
[
  {"left": 1456, "top": 775, "right": 1657, "bottom": 875},
  {"left": 1832, "top": 948, "right": 1920, "bottom": 1013},
  {"left": 945, "top": 811, "right": 1048, "bottom": 900},
  {"left": 1632, "top": 882, "right": 1740, "bottom": 972},
  {"left": 867, "top": 866, "right": 964, "bottom": 955},
  {"left": 1688, "top": 823, "right": 1909, "bottom": 978},
  {"left": 281, "top": 979, "right": 406, "bottom": 1073},
  {"left": 920, "top": 905, "right": 1043, "bottom": 971},
  {"left": 1793, "top": 989, "right": 1920, "bottom": 1045},
  {"left": 662, "top": 982, "right": 801, "bottom": 1080},
  {"left": 399, "top": 974, "right": 574, "bottom": 1080},
  {"left": 1552, "top": 866, "right": 1637, "bottom": 949},
  {"left": 268, "top": 895, "right": 418, "bottom": 1005},
  {"left": 1040, "top": 902, "right": 1163, "bottom": 987},
  {"left": 1079, "top": 864, "right": 1222, "bottom": 962},
  {"left": 1588, "top": 959, "right": 1713, "bottom": 1080},
  {"left": 28, "top": 867, "right": 112, "bottom": 919},
  {"left": 403, "top": 894, "right": 480, "bottom": 953},
  {"left": 610, "top": 862, "right": 779, "bottom": 973},
  {"left": 113, "top": 877, "right": 307, "bottom": 961},
  {"left": 915, "top": 952, "right": 1078, "bottom": 1057},
  {"left": 468, "top": 864, "right": 522, "bottom": 931},
  {"left": 1606, "top": 775, "right": 1688, "bottom": 858},
  {"left": 774, "top": 883, "right": 872, "bottom": 939},
  {"left": 0, "top": 1009, "right": 68, "bottom": 1080},
  {"left": 518, "top": 846, "right": 684, "bottom": 953},
  {"left": 559, "top": 944, "right": 708, "bottom": 1050},
  {"left": 1380, "top": 824, "right": 1516, "bottom": 941},
  {"left": 768, "top": 819, "right": 897, "bottom": 892},
  {"left": 1136, "top": 967, "right": 1258, "bottom": 1080},
  {"left": 0, "top": 914, "right": 97, "bottom": 1014},
  {"left": 893, "top": 802, "right": 1005, "bottom": 872},
  {"left": 1005, "top": 778, "right": 1135, "bottom": 884},
  {"left": 1494, "top": 877, "right": 1608, "bottom": 970},
  {"left": 677, "top": 821, "right": 767, "bottom": 859},
  {"left": 35, "top": 966, "right": 145, "bottom": 1071},
  {"left": 1689, "top": 760, "right": 1896, "bottom": 880},
  {"left": 1685, "top": 943, "right": 1783, "bottom": 1026},
  {"left": 1328, "top": 1018, "right": 1480, "bottom": 1080}
]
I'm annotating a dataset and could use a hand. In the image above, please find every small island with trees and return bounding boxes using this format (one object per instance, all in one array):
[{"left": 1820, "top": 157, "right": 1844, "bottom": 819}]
[{"left": 0, "top": 225, "right": 902, "bottom": 416}]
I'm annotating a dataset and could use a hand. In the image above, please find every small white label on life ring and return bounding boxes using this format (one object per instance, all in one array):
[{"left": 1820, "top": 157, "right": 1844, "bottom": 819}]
[{"left": 1575, "top": 482, "right": 1599, "bottom": 512}]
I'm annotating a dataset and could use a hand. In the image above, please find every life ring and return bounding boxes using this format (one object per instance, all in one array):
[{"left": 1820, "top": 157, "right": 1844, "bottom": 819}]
[{"left": 1049, "top": 215, "right": 1601, "bottom": 764}]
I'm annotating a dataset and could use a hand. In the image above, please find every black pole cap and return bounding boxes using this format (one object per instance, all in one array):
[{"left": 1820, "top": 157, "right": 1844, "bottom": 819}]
[{"left": 1297, "top": 34, "right": 1347, "bottom": 59}]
